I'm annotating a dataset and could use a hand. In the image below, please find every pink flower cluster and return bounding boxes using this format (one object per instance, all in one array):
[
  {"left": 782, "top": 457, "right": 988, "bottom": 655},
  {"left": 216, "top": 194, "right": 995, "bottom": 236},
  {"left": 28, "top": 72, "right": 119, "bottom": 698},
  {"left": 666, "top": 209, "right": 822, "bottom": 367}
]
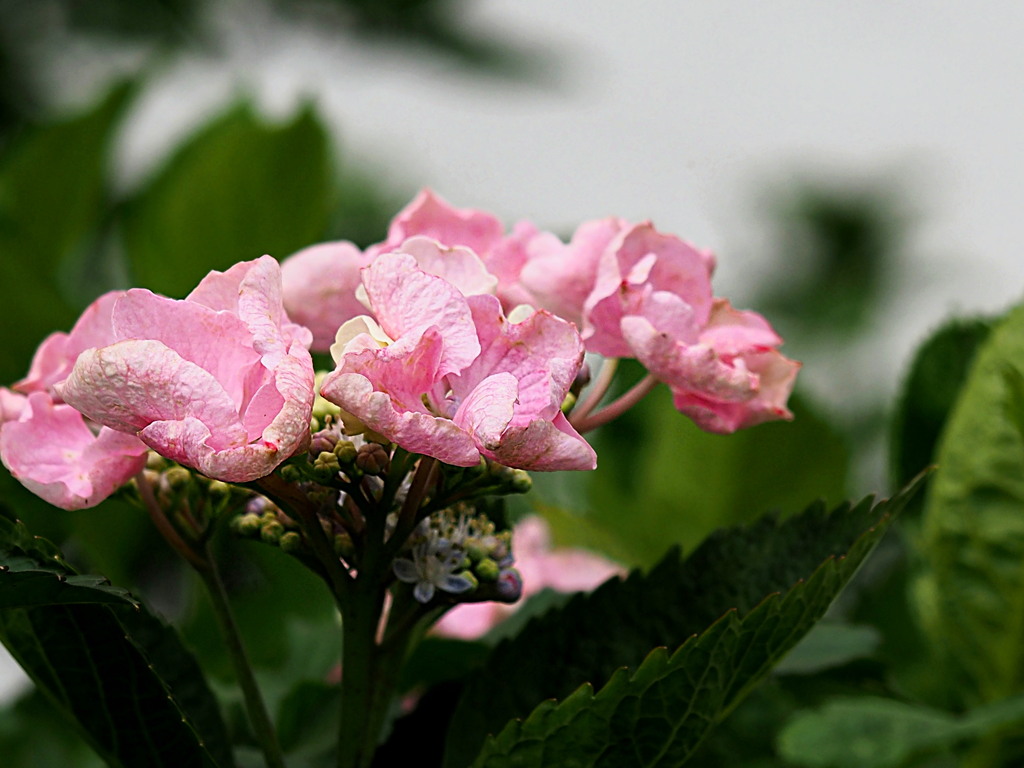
[
  {"left": 0, "top": 189, "right": 798, "bottom": 511},
  {"left": 1, "top": 257, "right": 315, "bottom": 509},
  {"left": 285, "top": 190, "right": 799, "bottom": 435}
]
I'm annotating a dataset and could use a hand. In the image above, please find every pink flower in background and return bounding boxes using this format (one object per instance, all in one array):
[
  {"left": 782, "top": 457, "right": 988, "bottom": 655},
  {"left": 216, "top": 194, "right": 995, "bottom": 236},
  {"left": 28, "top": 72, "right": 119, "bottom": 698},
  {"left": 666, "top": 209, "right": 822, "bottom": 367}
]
[
  {"left": 58, "top": 256, "right": 315, "bottom": 483},
  {"left": 625, "top": 299, "right": 801, "bottom": 432},
  {"left": 370, "top": 189, "right": 543, "bottom": 311},
  {"left": 321, "top": 252, "right": 595, "bottom": 471},
  {"left": 0, "top": 291, "right": 149, "bottom": 510},
  {"left": 280, "top": 240, "right": 372, "bottom": 353},
  {"left": 433, "top": 516, "right": 624, "bottom": 640}
]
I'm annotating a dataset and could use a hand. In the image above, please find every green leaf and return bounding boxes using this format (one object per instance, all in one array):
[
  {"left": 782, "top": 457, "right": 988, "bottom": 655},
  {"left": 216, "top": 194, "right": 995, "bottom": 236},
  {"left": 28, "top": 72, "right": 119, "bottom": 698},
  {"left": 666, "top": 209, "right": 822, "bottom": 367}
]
[
  {"left": 0, "top": 82, "right": 133, "bottom": 383},
  {"left": 0, "top": 511, "right": 235, "bottom": 768},
  {"left": 443, "top": 476, "right": 924, "bottom": 768},
  {"left": 0, "top": 556, "right": 137, "bottom": 609},
  {"left": 890, "top": 317, "right": 991, "bottom": 494},
  {"left": 545, "top": 383, "right": 848, "bottom": 568},
  {"left": 914, "top": 301, "right": 1024, "bottom": 709},
  {"left": 778, "top": 693, "right": 1024, "bottom": 768},
  {"left": 772, "top": 621, "right": 880, "bottom": 676},
  {"left": 122, "top": 100, "right": 333, "bottom": 297}
]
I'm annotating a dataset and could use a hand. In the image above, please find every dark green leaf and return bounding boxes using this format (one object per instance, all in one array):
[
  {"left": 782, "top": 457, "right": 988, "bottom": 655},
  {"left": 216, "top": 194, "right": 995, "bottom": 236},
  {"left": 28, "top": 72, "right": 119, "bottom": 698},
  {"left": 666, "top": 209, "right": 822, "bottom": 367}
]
[
  {"left": 443, "top": 476, "right": 924, "bottom": 768},
  {"left": 0, "top": 555, "right": 137, "bottom": 609},
  {"left": 778, "top": 693, "right": 1024, "bottom": 768},
  {"left": 890, "top": 317, "right": 991, "bottom": 493},
  {"left": 122, "top": 100, "right": 333, "bottom": 297},
  {"left": 914, "top": 301, "right": 1024, "bottom": 709},
  {"left": 0, "top": 511, "right": 234, "bottom": 768}
]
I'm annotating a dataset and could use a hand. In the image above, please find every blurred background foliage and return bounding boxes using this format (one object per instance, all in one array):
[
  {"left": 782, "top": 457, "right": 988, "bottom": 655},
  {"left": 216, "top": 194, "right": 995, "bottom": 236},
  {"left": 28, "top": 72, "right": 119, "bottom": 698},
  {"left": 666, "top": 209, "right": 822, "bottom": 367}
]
[{"left": 2, "top": 2, "right": 1023, "bottom": 767}]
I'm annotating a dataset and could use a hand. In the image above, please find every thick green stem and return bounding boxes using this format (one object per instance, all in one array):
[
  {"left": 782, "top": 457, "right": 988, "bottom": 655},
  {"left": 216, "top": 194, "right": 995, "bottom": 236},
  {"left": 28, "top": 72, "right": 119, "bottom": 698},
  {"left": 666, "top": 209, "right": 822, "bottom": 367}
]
[{"left": 198, "top": 544, "right": 287, "bottom": 768}]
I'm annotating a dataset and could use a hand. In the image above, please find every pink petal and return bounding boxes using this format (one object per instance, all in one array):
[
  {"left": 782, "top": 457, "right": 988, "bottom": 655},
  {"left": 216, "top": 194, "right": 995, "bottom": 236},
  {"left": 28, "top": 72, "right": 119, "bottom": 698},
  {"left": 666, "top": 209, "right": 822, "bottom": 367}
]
[
  {"left": 320, "top": 371, "right": 480, "bottom": 466},
  {"left": 1, "top": 388, "right": 27, "bottom": 422},
  {"left": 112, "top": 289, "right": 262, "bottom": 408},
  {"left": 700, "top": 298, "right": 782, "bottom": 354},
  {"left": 59, "top": 340, "right": 249, "bottom": 449},
  {"left": 374, "top": 189, "right": 504, "bottom": 258},
  {"left": 485, "top": 412, "right": 596, "bottom": 471},
  {"left": 452, "top": 373, "right": 518, "bottom": 451},
  {"left": 360, "top": 253, "right": 480, "bottom": 376},
  {"left": 0, "top": 392, "right": 147, "bottom": 510},
  {"left": 397, "top": 236, "right": 498, "bottom": 297},
  {"left": 281, "top": 241, "right": 371, "bottom": 352}
]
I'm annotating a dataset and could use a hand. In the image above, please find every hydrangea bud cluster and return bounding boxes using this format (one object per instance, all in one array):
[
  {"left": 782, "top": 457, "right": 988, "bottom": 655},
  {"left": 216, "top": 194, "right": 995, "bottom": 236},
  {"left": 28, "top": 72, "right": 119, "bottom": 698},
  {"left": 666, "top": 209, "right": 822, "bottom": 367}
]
[{"left": 392, "top": 504, "right": 522, "bottom": 605}]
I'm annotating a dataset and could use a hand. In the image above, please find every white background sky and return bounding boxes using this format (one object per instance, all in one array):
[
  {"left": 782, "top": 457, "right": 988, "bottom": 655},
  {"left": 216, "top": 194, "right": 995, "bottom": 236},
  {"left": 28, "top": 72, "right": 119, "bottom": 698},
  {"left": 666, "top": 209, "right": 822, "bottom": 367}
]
[{"left": 5, "top": 0, "right": 1023, "bottom": 701}]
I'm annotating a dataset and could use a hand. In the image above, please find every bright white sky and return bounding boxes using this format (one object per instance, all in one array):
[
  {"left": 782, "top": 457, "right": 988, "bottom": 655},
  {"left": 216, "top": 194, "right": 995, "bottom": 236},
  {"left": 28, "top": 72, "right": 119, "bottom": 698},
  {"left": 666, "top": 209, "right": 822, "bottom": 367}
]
[{"left": 5, "top": 0, "right": 1022, "bottom": 701}]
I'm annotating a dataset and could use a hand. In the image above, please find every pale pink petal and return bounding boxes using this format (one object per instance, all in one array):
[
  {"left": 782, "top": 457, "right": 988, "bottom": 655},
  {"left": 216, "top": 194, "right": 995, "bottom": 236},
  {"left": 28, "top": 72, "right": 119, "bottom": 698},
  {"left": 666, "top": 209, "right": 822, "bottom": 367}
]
[
  {"left": 59, "top": 340, "right": 248, "bottom": 449},
  {"left": 486, "top": 412, "right": 596, "bottom": 471},
  {"left": 485, "top": 220, "right": 542, "bottom": 310},
  {"left": 520, "top": 217, "right": 626, "bottom": 328},
  {"left": 1, "top": 388, "right": 27, "bottom": 422},
  {"left": 361, "top": 253, "right": 480, "bottom": 376},
  {"left": 700, "top": 298, "right": 782, "bottom": 354},
  {"left": 0, "top": 392, "right": 147, "bottom": 510},
  {"left": 452, "top": 373, "right": 518, "bottom": 451},
  {"left": 398, "top": 236, "right": 498, "bottom": 297},
  {"left": 374, "top": 189, "right": 504, "bottom": 258},
  {"left": 112, "top": 290, "right": 262, "bottom": 407},
  {"left": 281, "top": 241, "right": 370, "bottom": 351},
  {"left": 621, "top": 315, "right": 756, "bottom": 401},
  {"left": 335, "top": 330, "right": 445, "bottom": 409},
  {"left": 14, "top": 332, "right": 70, "bottom": 394},
  {"left": 320, "top": 371, "right": 480, "bottom": 466}
]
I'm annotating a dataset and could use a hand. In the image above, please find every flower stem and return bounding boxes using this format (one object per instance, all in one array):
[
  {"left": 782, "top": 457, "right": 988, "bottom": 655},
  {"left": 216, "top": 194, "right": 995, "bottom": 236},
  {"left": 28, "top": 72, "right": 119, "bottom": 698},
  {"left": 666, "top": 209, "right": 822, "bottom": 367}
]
[
  {"left": 570, "top": 357, "right": 619, "bottom": 425},
  {"left": 197, "top": 545, "right": 287, "bottom": 768},
  {"left": 573, "top": 373, "right": 659, "bottom": 433}
]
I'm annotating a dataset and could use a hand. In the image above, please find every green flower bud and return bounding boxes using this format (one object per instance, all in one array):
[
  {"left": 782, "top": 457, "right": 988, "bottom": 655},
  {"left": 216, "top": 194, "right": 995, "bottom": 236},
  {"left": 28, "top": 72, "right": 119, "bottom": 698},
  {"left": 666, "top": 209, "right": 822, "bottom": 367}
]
[
  {"left": 560, "top": 391, "right": 577, "bottom": 414},
  {"left": 474, "top": 557, "right": 500, "bottom": 582},
  {"left": 234, "top": 513, "right": 262, "bottom": 537},
  {"left": 279, "top": 531, "right": 302, "bottom": 553},
  {"left": 163, "top": 466, "right": 192, "bottom": 490},
  {"left": 333, "top": 440, "right": 358, "bottom": 464},
  {"left": 465, "top": 539, "right": 489, "bottom": 563},
  {"left": 279, "top": 464, "right": 303, "bottom": 484},
  {"left": 457, "top": 569, "right": 479, "bottom": 592},
  {"left": 261, "top": 520, "right": 285, "bottom": 545},
  {"left": 334, "top": 533, "right": 354, "bottom": 559},
  {"left": 206, "top": 480, "right": 232, "bottom": 499},
  {"left": 508, "top": 469, "right": 532, "bottom": 494}
]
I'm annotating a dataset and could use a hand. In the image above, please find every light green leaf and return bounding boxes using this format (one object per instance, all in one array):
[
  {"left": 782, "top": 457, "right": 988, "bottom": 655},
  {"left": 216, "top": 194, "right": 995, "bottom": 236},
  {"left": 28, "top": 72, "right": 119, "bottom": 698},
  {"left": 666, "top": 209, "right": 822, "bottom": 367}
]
[
  {"left": 778, "top": 693, "right": 1024, "bottom": 768},
  {"left": 914, "top": 301, "right": 1024, "bottom": 709},
  {"left": 773, "top": 621, "right": 880, "bottom": 676}
]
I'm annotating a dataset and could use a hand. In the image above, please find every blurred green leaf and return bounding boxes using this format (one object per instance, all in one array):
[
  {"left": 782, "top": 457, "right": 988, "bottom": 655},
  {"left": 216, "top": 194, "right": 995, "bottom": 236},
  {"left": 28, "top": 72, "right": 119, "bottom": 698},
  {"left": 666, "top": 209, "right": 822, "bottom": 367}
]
[
  {"left": 0, "top": 510, "right": 235, "bottom": 768},
  {"left": 459, "top": 479, "right": 922, "bottom": 768},
  {"left": 890, "top": 317, "right": 992, "bottom": 497},
  {"left": 545, "top": 379, "right": 848, "bottom": 568},
  {"left": 778, "top": 694, "right": 1024, "bottom": 768},
  {"left": 442, "top": 476, "right": 923, "bottom": 768},
  {"left": 773, "top": 621, "right": 880, "bottom": 676},
  {"left": 122, "top": 100, "right": 333, "bottom": 297},
  {"left": 913, "top": 301, "right": 1024, "bottom": 712},
  {"left": 0, "top": 82, "right": 132, "bottom": 384},
  {"left": 0, "top": 688, "right": 105, "bottom": 768}
]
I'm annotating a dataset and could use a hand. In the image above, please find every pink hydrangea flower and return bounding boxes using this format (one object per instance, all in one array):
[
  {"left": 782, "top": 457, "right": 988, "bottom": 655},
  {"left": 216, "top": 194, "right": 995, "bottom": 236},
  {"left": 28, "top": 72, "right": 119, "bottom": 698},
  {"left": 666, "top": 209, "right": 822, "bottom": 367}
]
[
  {"left": 432, "top": 515, "right": 624, "bottom": 640},
  {"left": 58, "top": 256, "right": 315, "bottom": 483},
  {"left": 0, "top": 292, "right": 149, "bottom": 510},
  {"left": 280, "top": 240, "right": 372, "bottom": 353},
  {"left": 320, "top": 252, "right": 595, "bottom": 471},
  {"left": 370, "top": 189, "right": 543, "bottom": 311}
]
